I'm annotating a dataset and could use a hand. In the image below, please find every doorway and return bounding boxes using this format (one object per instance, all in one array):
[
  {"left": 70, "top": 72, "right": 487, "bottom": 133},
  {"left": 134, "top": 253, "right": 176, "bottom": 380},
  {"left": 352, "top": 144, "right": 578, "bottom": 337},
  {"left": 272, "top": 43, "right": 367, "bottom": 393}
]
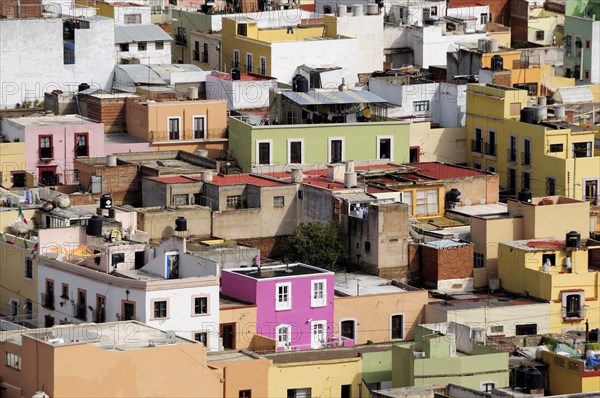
[
  {"left": 220, "top": 322, "right": 236, "bottom": 349},
  {"left": 341, "top": 320, "right": 355, "bottom": 341}
]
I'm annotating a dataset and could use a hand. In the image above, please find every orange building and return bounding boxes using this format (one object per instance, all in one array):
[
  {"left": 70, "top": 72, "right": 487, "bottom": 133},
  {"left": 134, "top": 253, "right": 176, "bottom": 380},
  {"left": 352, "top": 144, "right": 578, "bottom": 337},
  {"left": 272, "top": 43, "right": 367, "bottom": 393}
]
[
  {"left": 0, "top": 321, "right": 224, "bottom": 397},
  {"left": 126, "top": 98, "right": 228, "bottom": 157}
]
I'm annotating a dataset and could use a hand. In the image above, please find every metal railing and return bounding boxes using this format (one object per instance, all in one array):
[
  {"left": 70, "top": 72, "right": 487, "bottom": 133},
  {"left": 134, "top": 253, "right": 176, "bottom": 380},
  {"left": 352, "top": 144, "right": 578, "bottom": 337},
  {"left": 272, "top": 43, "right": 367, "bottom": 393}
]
[
  {"left": 507, "top": 148, "right": 517, "bottom": 163},
  {"left": 521, "top": 151, "right": 531, "bottom": 165},
  {"left": 471, "top": 139, "right": 483, "bottom": 154}
]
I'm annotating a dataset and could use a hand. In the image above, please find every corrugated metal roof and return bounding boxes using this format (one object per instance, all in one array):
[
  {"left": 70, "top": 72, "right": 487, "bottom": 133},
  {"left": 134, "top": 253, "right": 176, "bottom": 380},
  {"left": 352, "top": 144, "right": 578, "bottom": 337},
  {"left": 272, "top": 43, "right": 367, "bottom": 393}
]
[
  {"left": 282, "top": 89, "right": 387, "bottom": 105},
  {"left": 115, "top": 24, "right": 173, "bottom": 44},
  {"left": 553, "top": 86, "right": 594, "bottom": 104},
  {"left": 117, "top": 64, "right": 165, "bottom": 84}
]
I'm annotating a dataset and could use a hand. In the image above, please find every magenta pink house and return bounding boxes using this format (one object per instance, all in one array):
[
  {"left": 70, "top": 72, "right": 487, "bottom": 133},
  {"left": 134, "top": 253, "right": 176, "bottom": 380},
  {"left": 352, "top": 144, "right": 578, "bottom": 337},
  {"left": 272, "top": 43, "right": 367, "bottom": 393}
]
[
  {"left": 221, "top": 263, "right": 341, "bottom": 351},
  {"left": 1, "top": 115, "right": 105, "bottom": 186}
]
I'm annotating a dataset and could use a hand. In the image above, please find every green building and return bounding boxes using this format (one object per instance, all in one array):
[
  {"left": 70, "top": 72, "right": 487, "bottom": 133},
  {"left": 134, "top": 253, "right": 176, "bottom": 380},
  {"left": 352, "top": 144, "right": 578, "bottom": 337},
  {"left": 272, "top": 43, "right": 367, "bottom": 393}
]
[
  {"left": 392, "top": 325, "right": 509, "bottom": 392},
  {"left": 563, "top": 0, "right": 600, "bottom": 83}
]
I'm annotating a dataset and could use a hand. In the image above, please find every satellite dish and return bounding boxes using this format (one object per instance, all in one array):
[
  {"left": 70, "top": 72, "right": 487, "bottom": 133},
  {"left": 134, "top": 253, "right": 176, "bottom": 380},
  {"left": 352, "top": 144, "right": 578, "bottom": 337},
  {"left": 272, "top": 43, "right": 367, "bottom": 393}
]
[{"left": 165, "top": 330, "right": 176, "bottom": 340}]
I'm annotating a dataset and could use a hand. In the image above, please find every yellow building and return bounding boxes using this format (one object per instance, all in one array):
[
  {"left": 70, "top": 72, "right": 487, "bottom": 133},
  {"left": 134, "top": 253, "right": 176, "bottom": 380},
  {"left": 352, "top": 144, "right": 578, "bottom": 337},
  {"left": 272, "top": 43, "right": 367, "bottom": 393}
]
[
  {"left": 466, "top": 83, "right": 600, "bottom": 201},
  {"left": 0, "top": 142, "right": 32, "bottom": 188},
  {"left": 542, "top": 350, "right": 600, "bottom": 395},
  {"left": 498, "top": 235, "right": 600, "bottom": 333}
]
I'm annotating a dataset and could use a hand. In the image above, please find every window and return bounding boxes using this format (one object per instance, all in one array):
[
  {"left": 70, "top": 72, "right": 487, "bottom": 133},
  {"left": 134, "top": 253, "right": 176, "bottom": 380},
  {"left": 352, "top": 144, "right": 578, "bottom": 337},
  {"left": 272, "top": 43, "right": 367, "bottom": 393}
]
[
  {"left": 542, "top": 253, "right": 556, "bottom": 266},
  {"left": 472, "top": 128, "right": 483, "bottom": 153},
  {"left": 138, "top": 42, "right": 147, "bottom": 51},
  {"left": 273, "top": 196, "right": 285, "bottom": 207},
  {"left": 237, "top": 23, "right": 248, "bottom": 36},
  {"left": 575, "top": 36, "right": 583, "bottom": 58},
  {"left": 546, "top": 177, "right": 556, "bottom": 196},
  {"left": 509, "top": 102, "right": 521, "bottom": 116},
  {"left": 409, "top": 146, "right": 420, "bottom": 163},
  {"left": 508, "top": 135, "right": 517, "bottom": 162},
  {"left": 415, "top": 189, "right": 438, "bottom": 215},
  {"left": 522, "top": 171, "right": 531, "bottom": 190},
  {"left": 176, "top": 27, "right": 187, "bottom": 46},
  {"left": 573, "top": 142, "right": 592, "bottom": 158},
  {"left": 246, "top": 53, "right": 253, "bottom": 73},
  {"left": 259, "top": 56, "right": 267, "bottom": 75},
  {"left": 482, "top": 382, "right": 495, "bottom": 393},
  {"left": 486, "top": 130, "right": 496, "bottom": 156},
  {"left": 24, "top": 299, "right": 33, "bottom": 320},
  {"left": 64, "top": 44, "right": 75, "bottom": 64},
  {"left": 549, "top": 143, "right": 563, "bottom": 153},
  {"left": 193, "top": 41, "right": 200, "bottom": 61},
  {"left": 5, "top": 352, "right": 21, "bottom": 370},
  {"left": 391, "top": 314, "right": 404, "bottom": 340},
  {"left": 193, "top": 116, "right": 205, "bottom": 139},
  {"left": 194, "top": 296, "right": 208, "bottom": 315},
  {"left": 289, "top": 140, "right": 303, "bottom": 164},
  {"left": 329, "top": 138, "right": 343, "bottom": 163},
  {"left": 75, "top": 133, "right": 89, "bottom": 157},
  {"left": 563, "top": 292, "right": 584, "bottom": 319},
  {"left": 311, "top": 321, "right": 326, "bottom": 348},
  {"left": 153, "top": 300, "right": 168, "bottom": 319},
  {"left": 276, "top": 283, "right": 291, "bottom": 311},
  {"left": 508, "top": 168, "right": 517, "bottom": 195},
  {"left": 288, "top": 388, "right": 311, "bottom": 398},
  {"left": 535, "top": 30, "right": 544, "bottom": 41},
  {"left": 239, "top": 390, "right": 252, "bottom": 398},
  {"left": 124, "top": 13, "right": 141, "bottom": 24},
  {"left": 474, "top": 252, "right": 484, "bottom": 268},
  {"left": 202, "top": 43, "right": 208, "bottom": 63},
  {"left": 112, "top": 252, "right": 125, "bottom": 266},
  {"left": 257, "top": 140, "right": 271, "bottom": 165},
  {"left": 60, "top": 283, "right": 69, "bottom": 299},
  {"left": 119, "top": 43, "right": 129, "bottom": 51},
  {"left": 365, "top": 241, "right": 371, "bottom": 252},
  {"left": 277, "top": 324, "right": 291, "bottom": 346},
  {"left": 233, "top": 50, "right": 240, "bottom": 69},
  {"left": 168, "top": 117, "right": 180, "bottom": 140},
  {"left": 378, "top": 137, "right": 392, "bottom": 160},
  {"left": 566, "top": 34, "right": 572, "bottom": 57},
  {"left": 76, "top": 289, "right": 87, "bottom": 321},
  {"left": 431, "top": 6, "right": 437, "bottom": 16},
  {"left": 39, "top": 135, "right": 53, "bottom": 159},
  {"left": 194, "top": 332, "right": 208, "bottom": 345},
  {"left": 171, "top": 194, "right": 189, "bottom": 205},
  {"left": 480, "top": 13, "right": 488, "bottom": 25},
  {"left": 487, "top": 165, "right": 496, "bottom": 173},
  {"left": 74, "top": 169, "right": 80, "bottom": 182},
  {"left": 311, "top": 280, "right": 326, "bottom": 307},
  {"left": 24, "top": 257, "right": 33, "bottom": 279},
  {"left": 515, "top": 323, "right": 537, "bottom": 335},
  {"left": 226, "top": 195, "right": 241, "bottom": 209},
  {"left": 490, "top": 325, "right": 504, "bottom": 334},
  {"left": 155, "top": 41, "right": 164, "bottom": 50},
  {"left": 413, "top": 100, "right": 430, "bottom": 112},
  {"left": 473, "top": 162, "right": 482, "bottom": 170},
  {"left": 522, "top": 138, "right": 531, "bottom": 165}
]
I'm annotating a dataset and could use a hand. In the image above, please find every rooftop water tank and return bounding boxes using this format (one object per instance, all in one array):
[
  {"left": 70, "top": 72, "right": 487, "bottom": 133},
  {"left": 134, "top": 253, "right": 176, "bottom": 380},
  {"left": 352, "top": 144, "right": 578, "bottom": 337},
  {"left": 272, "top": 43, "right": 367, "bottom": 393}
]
[
  {"left": 490, "top": 54, "right": 503, "bottom": 72},
  {"left": 337, "top": 4, "right": 347, "bottom": 16},
  {"left": 366, "top": 3, "right": 378, "bottom": 15},
  {"left": 231, "top": 68, "right": 241, "bottom": 81},
  {"left": 525, "top": 367, "right": 542, "bottom": 391},
  {"left": 447, "top": 188, "right": 461, "bottom": 203},
  {"left": 520, "top": 107, "right": 536, "bottom": 124},
  {"left": 175, "top": 216, "right": 187, "bottom": 232},
  {"left": 352, "top": 4, "right": 363, "bottom": 16},
  {"left": 188, "top": 86, "right": 199, "bottom": 100},
  {"left": 294, "top": 75, "right": 309, "bottom": 93},
  {"left": 515, "top": 364, "right": 528, "bottom": 389},
  {"left": 517, "top": 189, "right": 532, "bottom": 203},
  {"left": 566, "top": 231, "right": 581, "bottom": 248},
  {"left": 100, "top": 194, "right": 112, "bottom": 209},
  {"left": 86, "top": 216, "right": 103, "bottom": 237},
  {"left": 78, "top": 83, "right": 90, "bottom": 93}
]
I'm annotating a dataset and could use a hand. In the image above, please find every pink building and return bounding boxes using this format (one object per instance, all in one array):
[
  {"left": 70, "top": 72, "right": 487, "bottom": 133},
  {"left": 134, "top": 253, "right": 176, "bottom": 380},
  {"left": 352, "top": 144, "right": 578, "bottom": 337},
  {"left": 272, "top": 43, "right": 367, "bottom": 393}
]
[
  {"left": 221, "top": 263, "right": 341, "bottom": 351},
  {"left": 1, "top": 115, "right": 105, "bottom": 186}
]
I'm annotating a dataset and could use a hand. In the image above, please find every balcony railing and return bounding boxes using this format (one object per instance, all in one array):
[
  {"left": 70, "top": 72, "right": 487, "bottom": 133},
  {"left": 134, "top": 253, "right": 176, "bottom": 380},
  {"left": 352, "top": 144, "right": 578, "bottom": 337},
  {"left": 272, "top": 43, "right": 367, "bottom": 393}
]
[
  {"left": 41, "top": 292, "right": 54, "bottom": 310},
  {"left": 485, "top": 142, "right": 496, "bottom": 157},
  {"left": 75, "top": 304, "right": 87, "bottom": 321},
  {"left": 562, "top": 306, "right": 586, "bottom": 320},
  {"left": 507, "top": 148, "right": 517, "bottom": 163},
  {"left": 521, "top": 151, "right": 531, "bottom": 166},
  {"left": 471, "top": 139, "right": 483, "bottom": 154},
  {"left": 192, "top": 50, "right": 199, "bottom": 62},
  {"left": 175, "top": 35, "right": 187, "bottom": 46}
]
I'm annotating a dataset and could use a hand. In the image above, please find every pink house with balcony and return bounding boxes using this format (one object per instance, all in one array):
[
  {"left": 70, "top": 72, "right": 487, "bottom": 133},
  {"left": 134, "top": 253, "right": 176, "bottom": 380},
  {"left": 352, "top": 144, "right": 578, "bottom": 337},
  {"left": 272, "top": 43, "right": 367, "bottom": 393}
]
[
  {"left": 1, "top": 115, "right": 105, "bottom": 186},
  {"left": 221, "top": 263, "right": 347, "bottom": 351}
]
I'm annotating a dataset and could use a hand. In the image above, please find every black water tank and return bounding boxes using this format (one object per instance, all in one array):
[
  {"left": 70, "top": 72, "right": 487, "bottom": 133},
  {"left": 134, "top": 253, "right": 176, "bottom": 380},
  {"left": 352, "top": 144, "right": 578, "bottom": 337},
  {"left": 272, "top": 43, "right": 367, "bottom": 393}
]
[
  {"left": 447, "top": 188, "right": 461, "bottom": 203},
  {"left": 295, "top": 76, "right": 309, "bottom": 93},
  {"left": 546, "top": 96, "right": 556, "bottom": 105},
  {"left": 86, "top": 216, "right": 103, "bottom": 237},
  {"left": 566, "top": 231, "right": 581, "bottom": 248},
  {"left": 491, "top": 55, "right": 504, "bottom": 72},
  {"left": 520, "top": 107, "right": 536, "bottom": 124},
  {"left": 292, "top": 74, "right": 302, "bottom": 91},
  {"left": 525, "top": 367, "right": 542, "bottom": 391},
  {"left": 518, "top": 189, "right": 532, "bottom": 203},
  {"left": 424, "top": 18, "right": 436, "bottom": 25},
  {"left": 231, "top": 68, "right": 241, "bottom": 81},
  {"left": 100, "top": 194, "right": 113, "bottom": 209},
  {"left": 175, "top": 216, "right": 187, "bottom": 232},
  {"left": 590, "top": 328, "right": 600, "bottom": 342},
  {"left": 78, "top": 83, "right": 91, "bottom": 93},
  {"left": 515, "top": 364, "right": 528, "bottom": 389}
]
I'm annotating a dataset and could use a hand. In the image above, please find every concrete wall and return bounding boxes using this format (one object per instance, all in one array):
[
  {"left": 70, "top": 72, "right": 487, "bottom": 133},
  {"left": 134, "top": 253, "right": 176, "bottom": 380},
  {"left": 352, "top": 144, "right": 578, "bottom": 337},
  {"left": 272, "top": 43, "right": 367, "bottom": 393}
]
[
  {"left": 0, "top": 142, "right": 26, "bottom": 188},
  {"left": 409, "top": 123, "right": 467, "bottom": 163},
  {"left": 210, "top": 356, "right": 269, "bottom": 398},
  {"left": 137, "top": 205, "right": 212, "bottom": 240},
  {"left": 206, "top": 76, "right": 278, "bottom": 110}
]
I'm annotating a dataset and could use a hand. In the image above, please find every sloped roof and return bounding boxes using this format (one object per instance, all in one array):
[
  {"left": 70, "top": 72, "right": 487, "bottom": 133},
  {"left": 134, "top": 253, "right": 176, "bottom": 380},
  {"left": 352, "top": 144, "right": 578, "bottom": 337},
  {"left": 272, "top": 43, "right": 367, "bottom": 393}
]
[
  {"left": 282, "top": 89, "right": 387, "bottom": 105},
  {"left": 115, "top": 24, "right": 173, "bottom": 44},
  {"left": 553, "top": 86, "right": 594, "bottom": 103}
]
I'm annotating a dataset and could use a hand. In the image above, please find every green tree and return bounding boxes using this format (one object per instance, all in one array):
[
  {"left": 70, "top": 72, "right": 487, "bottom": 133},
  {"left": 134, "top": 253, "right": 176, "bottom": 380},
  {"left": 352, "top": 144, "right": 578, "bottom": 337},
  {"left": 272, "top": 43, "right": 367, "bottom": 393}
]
[{"left": 281, "top": 222, "right": 344, "bottom": 270}]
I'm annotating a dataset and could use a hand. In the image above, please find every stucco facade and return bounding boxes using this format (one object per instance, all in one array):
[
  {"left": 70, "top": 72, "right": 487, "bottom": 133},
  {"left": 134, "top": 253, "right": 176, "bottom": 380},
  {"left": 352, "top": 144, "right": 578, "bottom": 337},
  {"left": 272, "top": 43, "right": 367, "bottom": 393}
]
[{"left": 0, "top": 142, "right": 27, "bottom": 188}]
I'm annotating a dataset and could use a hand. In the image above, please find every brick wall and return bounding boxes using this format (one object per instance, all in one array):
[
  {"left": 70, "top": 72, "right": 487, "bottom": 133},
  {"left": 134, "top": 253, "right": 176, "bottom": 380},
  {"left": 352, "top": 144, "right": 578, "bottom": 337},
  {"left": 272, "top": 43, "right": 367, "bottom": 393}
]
[
  {"left": 0, "top": 0, "right": 42, "bottom": 18},
  {"left": 420, "top": 243, "right": 474, "bottom": 285},
  {"left": 237, "top": 236, "right": 286, "bottom": 259},
  {"left": 81, "top": 96, "right": 129, "bottom": 133},
  {"left": 448, "top": 0, "right": 510, "bottom": 25}
]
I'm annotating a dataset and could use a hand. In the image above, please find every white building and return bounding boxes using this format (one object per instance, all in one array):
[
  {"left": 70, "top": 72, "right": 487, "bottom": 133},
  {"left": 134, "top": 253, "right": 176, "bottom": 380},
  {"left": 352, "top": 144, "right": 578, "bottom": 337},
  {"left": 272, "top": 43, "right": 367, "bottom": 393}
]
[
  {"left": 0, "top": 15, "right": 116, "bottom": 108},
  {"left": 38, "top": 235, "right": 221, "bottom": 351},
  {"left": 116, "top": 25, "right": 174, "bottom": 64},
  {"left": 206, "top": 72, "right": 278, "bottom": 110}
]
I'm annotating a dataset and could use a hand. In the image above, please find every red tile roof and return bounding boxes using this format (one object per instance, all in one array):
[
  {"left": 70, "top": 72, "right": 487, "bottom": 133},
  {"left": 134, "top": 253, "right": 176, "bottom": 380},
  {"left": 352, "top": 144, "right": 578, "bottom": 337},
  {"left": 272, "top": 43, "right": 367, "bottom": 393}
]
[
  {"left": 149, "top": 176, "right": 199, "bottom": 184},
  {"left": 408, "top": 162, "right": 487, "bottom": 179},
  {"left": 209, "top": 174, "right": 286, "bottom": 187}
]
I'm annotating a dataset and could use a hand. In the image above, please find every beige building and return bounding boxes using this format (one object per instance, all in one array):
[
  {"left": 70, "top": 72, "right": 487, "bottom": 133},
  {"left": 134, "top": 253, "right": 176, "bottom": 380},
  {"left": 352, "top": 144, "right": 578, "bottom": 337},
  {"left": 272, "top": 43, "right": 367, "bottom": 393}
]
[
  {"left": 137, "top": 205, "right": 212, "bottom": 240},
  {"left": 125, "top": 98, "right": 228, "bottom": 157},
  {"left": 470, "top": 195, "right": 590, "bottom": 287},
  {"left": 0, "top": 142, "right": 31, "bottom": 188},
  {"left": 0, "top": 321, "right": 224, "bottom": 397},
  {"left": 208, "top": 351, "right": 269, "bottom": 398}
]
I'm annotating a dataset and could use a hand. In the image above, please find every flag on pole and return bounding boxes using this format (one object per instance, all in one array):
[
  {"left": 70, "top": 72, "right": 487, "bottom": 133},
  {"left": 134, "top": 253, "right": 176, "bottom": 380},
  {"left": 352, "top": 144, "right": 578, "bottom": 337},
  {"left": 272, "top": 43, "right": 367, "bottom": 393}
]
[{"left": 17, "top": 206, "right": 28, "bottom": 225}]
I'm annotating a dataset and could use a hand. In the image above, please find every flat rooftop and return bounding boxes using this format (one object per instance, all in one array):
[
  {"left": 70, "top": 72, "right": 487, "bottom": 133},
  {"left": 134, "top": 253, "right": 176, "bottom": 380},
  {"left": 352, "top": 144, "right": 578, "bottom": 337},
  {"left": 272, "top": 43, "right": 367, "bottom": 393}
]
[
  {"left": 227, "top": 263, "right": 331, "bottom": 279},
  {"left": 335, "top": 272, "right": 408, "bottom": 296},
  {"left": 209, "top": 72, "right": 276, "bottom": 81},
  {"left": 209, "top": 174, "right": 286, "bottom": 187},
  {"left": 207, "top": 350, "right": 262, "bottom": 363},
  {"left": 219, "top": 295, "right": 254, "bottom": 309},
  {"left": 2, "top": 321, "right": 193, "bottom": 350},
  {"left": 6, "top": 114, "right": 99, "bottom": 127},
  {"left": 429, "top": 293, "right": 547, "bottom": 311},
  {"left": 104, "top": 132, "right": 149, "bottom": 144},
  {"left": 264, "top": 343, "right": 392, "bottom": 364},
  {"left": 407, "top": 162, "right": 489, "bottom": 179},
  {"left": 502, "top": 238, "right": 588, "bottom": 252},
  {"left": 422, "top": 239, "right": 470, "bottom": 249},
  {"left": 449, "top": 203, "right": 508, "bottom": 218}
]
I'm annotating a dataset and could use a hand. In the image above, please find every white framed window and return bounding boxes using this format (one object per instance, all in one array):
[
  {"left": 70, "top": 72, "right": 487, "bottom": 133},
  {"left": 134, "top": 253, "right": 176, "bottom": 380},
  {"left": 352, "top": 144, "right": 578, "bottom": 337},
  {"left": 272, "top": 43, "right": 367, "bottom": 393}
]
[
  {"left": 276, "top": 324, "right": 291, "bottom": 347},
  {"left": 415, "top": 189, "right": 438, "bottom": 215},
  {"left": 24, "top": 299, "right": 33, "bottom": 320},
  {"left": 259, "top": 56, "right": 267, "bottom": 75},
  {"left": 192, "top": 115, "right": 206, "bottom": 139},
  {"left": 246, "top": 52, "right": 253, "bottom": 73},
  {"left": 474, "top": 252, "right": 484, "bottom": 268},
  {"left": 562, "top": 291, "right": 584, "bottom": 319},
  {"left": 276, "top": 282, "right": 292, "bottom": 311},
  {"left": 151, "top": 298, "right": 169, "bottom": 320},
  {"left": 413, "top": 100, "right": 430, "bottom": 112},
  {"left": 273, "top": 196, "right": 285, "bottom": 207},
  {"left": 24, "top": 257, "right": 33, "bottom": 279},
  {"left": 377, "top": 136, "right": 394, "bottom": 161},
  {"left": 226, "top": 195, "right": 242, "bottom": 209},
  {"left": 124, "top": 13, "right": 141, "bottom": 24},
  {"left": 490, "top": 325, "right": 504, "bottom": 335},
  {"left": 233, "top": 49, "right": 240, "bottom": 69},
  {"left": 194, "top": 331, "right": 208, "bottom": 346},
  {"left": 390, "top": 314, "right": 404, "bottom": 340},
  {"left": 192, "top": 295, "right": 209, "bottom": 315},
  {"left": 328, "top": 137, "right": 344, "bottom": 164},
  {"left": 256, "top": 139, "right": 272, "bottom": 166},
  {"left": 311, "top": 320, "right": 327, "bottom": 349},
  {"left": 481, "top": 382, "right": 495, "bottom": 393},
  {"left": 311, "top": 279, "right": 326, "bottom": 307},
  {"left": 287, "top": 139, "right": 304, "bottom": 164},
  {"left": 5, "top": 352, "right": 21, "bottom": 370},
  {"left": 167, "top": 117, "right": 180, "bottom": 140}
]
